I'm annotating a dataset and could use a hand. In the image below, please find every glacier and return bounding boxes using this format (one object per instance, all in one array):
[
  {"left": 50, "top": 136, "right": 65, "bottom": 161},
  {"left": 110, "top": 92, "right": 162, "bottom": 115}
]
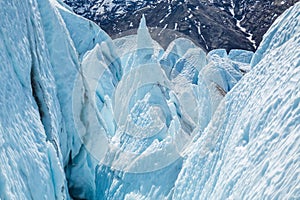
[{"left": 0, "top": 0, "right": 299, "bottom": 200}]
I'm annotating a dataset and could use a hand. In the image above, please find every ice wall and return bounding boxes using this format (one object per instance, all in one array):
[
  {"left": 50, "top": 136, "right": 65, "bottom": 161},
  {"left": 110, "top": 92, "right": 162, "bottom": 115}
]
[
  {"left": 0, "top": 0, "right": 68, "bottom": 199},
  {"left": 173, "top": 2, "right": 300, "bottom": 199},
  {"left": 0, "top": 0, "right": 116, "bottom": 199}
]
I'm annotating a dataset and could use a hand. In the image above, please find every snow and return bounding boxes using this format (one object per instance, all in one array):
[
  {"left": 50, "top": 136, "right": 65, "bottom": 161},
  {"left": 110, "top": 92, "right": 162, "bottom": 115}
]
[
  {"left": 230, "top": 3, "right": 257, "bottom": 49},
  {"left": 174, "top": 22, "right": 178, "bottom": 30},
  {"left": 0, "top": 0, "right": 299, "bottom": 199},
  {"left": 159, "top": 8, "right": 172, "bottom": 24},
  {"left": 195, "top": 20, "right": 209, "bottom": 50}
]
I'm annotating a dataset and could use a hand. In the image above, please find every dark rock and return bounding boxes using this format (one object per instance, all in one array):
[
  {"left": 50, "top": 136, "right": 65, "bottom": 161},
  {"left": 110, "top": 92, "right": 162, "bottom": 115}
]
[{"left": 63, "top": 0, "right": 299, "bottom": 52}]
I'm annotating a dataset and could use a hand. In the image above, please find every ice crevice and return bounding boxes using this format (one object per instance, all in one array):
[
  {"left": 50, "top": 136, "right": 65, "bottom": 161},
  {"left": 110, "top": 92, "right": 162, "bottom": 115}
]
[
  {"left": 0, "top": 0, "right": 299, "bottom": 199},
  {"left": 27, "top": 17, "right": 59, "bottom": 154}
]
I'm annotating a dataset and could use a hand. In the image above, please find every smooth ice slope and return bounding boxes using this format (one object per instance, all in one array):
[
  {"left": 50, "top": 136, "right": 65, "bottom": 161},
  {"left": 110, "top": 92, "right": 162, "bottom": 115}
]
[{"left": 173, "top": 2, "right": 300, "bottom": 199}]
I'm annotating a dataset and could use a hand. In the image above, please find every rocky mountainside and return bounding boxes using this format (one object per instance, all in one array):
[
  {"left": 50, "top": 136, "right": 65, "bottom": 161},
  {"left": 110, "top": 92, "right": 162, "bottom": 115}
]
[{"left": 63, "top": 0, "right": 298, "bottom": 51}]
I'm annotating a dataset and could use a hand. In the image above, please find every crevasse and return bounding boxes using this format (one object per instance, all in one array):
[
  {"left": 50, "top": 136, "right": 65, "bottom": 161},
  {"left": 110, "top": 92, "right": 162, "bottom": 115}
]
[{"left": 0, "top": 0, "right": 299, "bottom": 200}]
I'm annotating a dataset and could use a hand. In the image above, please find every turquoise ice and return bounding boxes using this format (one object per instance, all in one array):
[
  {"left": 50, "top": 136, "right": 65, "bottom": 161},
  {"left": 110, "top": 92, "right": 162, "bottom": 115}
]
[{"left": 0, "top": 0, "right": 299, "bottom": 199}]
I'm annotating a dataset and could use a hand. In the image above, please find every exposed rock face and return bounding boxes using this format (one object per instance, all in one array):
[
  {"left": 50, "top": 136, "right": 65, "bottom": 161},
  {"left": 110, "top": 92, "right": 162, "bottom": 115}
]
[{"left": 63, "top": 0, "right": 298, "bottom": 52}]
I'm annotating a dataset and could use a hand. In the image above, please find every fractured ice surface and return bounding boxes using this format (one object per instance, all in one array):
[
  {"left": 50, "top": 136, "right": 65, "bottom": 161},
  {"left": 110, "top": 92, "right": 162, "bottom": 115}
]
[
  {"left": 0, "top": 0, "right": 299, "bottom": 199},
  {"left": 77, "top": 7, "right": 253, "bottom": 200},
  {"left": 173, "top": 3, "right": 300, "bottom": 200}
]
